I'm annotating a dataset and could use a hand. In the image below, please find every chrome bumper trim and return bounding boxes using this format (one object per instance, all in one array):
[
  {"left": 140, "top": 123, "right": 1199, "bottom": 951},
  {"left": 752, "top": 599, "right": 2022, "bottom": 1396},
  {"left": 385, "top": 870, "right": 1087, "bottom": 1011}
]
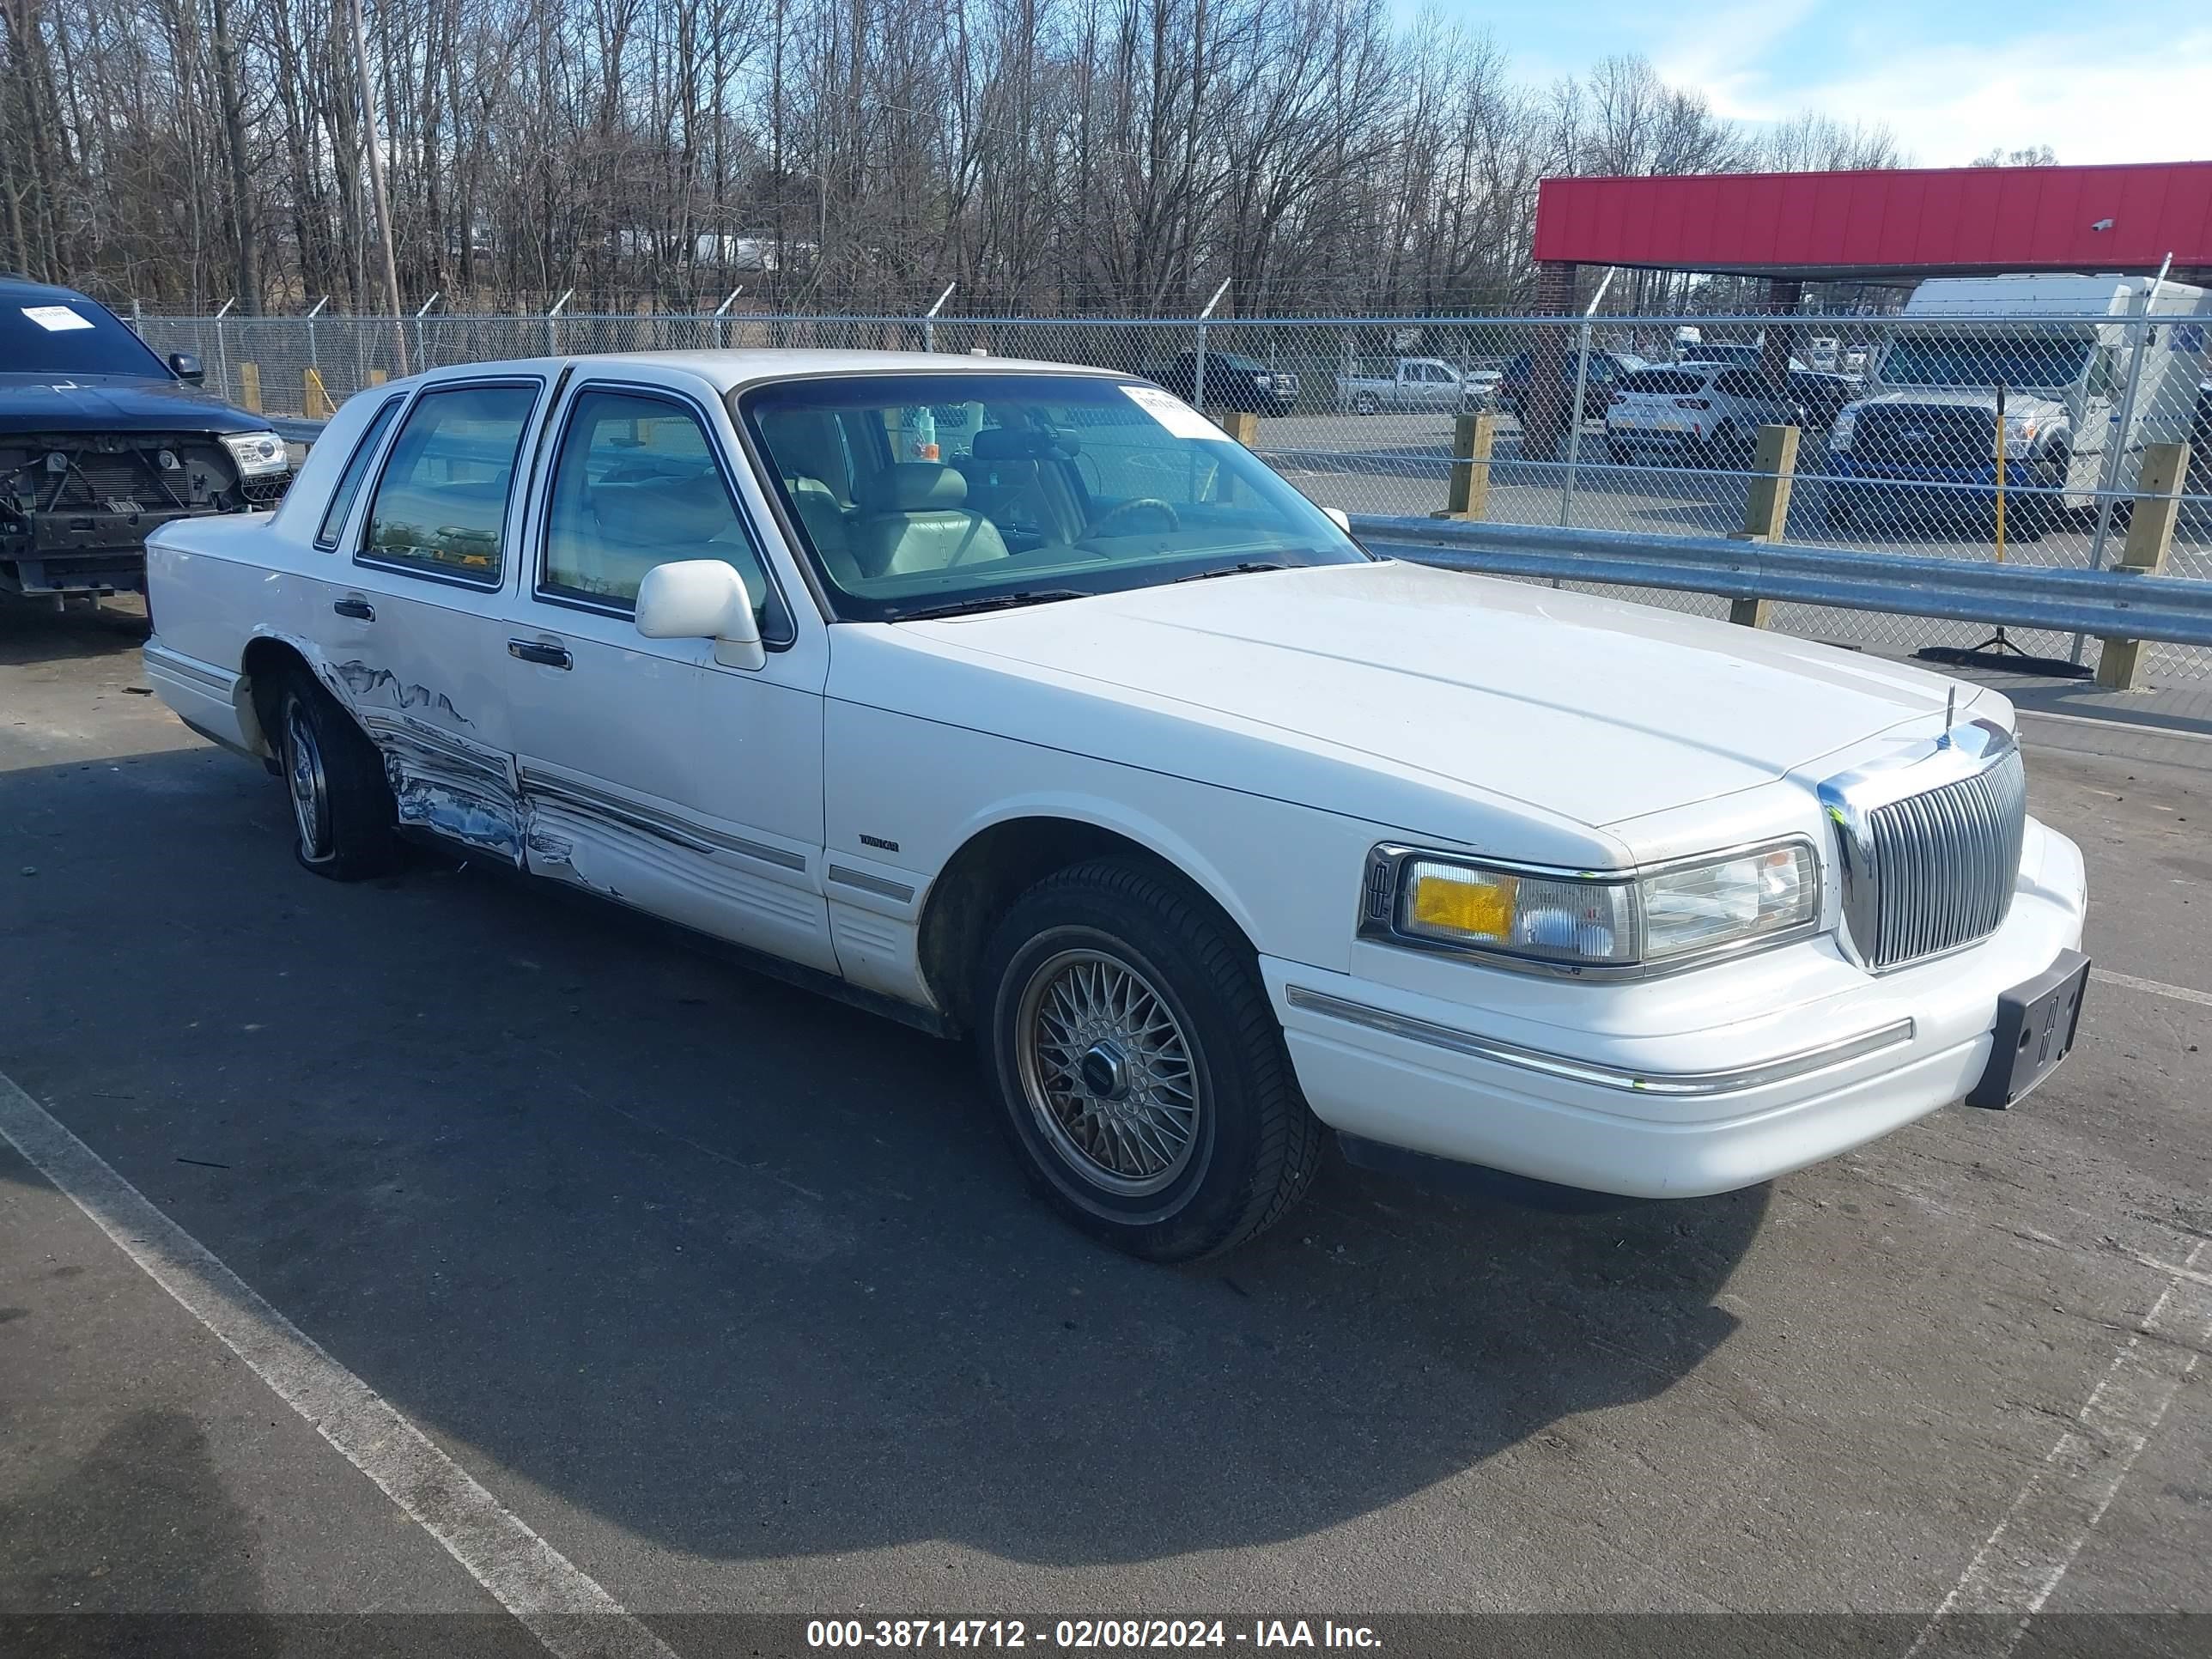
[{"left": 1283, "top": 985, "right": 1916, "bottom": 1097}]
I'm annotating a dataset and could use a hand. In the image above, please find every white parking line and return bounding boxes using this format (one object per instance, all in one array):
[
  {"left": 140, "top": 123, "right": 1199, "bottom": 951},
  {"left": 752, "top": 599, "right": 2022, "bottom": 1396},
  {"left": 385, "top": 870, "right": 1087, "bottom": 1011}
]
[
  {"left": 2091, "top": 968, "right": 2212, "bottom": 1008},
  {"left": 0, "top": 1072, "right": 678, "bottom": 1659},
  {"left": 1905, "top": 1235, "right": 2212, "bottom": 1658}
]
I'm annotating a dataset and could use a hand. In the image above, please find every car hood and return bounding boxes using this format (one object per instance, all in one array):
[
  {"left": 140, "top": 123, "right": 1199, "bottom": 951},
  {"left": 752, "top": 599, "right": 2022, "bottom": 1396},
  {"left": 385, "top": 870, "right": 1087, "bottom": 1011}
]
[
  {"left": 902, "top": 562, "right": 1979, "bottom": 830},
  {"left": 0, "top": 374, "right": 270, "bottom": 435},
  {"left": 1850, "top": 387, "right": 2069, "bottom": 418}
]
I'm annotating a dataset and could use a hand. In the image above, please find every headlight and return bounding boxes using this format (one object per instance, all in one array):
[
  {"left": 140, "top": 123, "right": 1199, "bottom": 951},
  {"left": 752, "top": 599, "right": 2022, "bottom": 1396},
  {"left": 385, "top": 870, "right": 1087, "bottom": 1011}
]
[
  {"left": 1829, "top": 406, "right": 1859, "bottom": 452},
  {"left": 221, "top": 430, "right": 289, "bottom": 477},
  {"left": 1638, "top": 842, "right": 1818, "bottom": 964},
  {"left": 1395, "top": 857, "right": 1637, "bottom": 967},
  {"left": 1366, "top": 840, "right": 1820, "bottom": 975}
]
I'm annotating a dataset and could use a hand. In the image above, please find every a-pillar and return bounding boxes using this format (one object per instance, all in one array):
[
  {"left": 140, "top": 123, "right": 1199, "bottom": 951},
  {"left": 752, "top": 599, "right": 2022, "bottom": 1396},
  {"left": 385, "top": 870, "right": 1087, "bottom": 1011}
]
[{"left": 1522, "top": 260, "right": 1579, "bottom": 463}]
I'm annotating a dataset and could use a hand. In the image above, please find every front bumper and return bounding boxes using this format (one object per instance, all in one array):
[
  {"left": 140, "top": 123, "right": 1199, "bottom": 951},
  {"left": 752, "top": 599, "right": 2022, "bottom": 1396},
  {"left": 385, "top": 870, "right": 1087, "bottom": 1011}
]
[{"left": 1267, "top": 819, "right": 2087, "bottom": 1199}]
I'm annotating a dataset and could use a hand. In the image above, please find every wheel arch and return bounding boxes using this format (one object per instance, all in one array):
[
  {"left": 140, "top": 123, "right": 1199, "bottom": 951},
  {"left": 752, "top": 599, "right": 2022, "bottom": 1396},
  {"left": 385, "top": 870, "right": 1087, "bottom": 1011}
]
[
  {"left": 915, "top": 805, "right": 1263, "bottom": 1035},
  {"left": 238, "top": 629, "right": 363, "bottom": 758}
]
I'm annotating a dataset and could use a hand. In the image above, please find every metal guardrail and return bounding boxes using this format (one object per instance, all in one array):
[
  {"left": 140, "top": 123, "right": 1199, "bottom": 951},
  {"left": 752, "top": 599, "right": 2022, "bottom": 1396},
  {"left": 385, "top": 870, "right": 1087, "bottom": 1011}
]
[{"left": 1351, "top": 516, "right": 2212, "bottom": 649}]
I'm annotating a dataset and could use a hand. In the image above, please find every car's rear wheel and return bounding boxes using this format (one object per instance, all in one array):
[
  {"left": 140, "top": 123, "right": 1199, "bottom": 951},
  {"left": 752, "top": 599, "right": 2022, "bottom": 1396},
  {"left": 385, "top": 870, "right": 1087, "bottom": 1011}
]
[
  {"left": 274, "top": 669, "right": 400, "bottom": 880},
  {"left": 977, "top": 857, "right": 1323, "bottom": 1261},
  {"left": 1354, "top": 392, "right": 1381, "bottom": 416}
]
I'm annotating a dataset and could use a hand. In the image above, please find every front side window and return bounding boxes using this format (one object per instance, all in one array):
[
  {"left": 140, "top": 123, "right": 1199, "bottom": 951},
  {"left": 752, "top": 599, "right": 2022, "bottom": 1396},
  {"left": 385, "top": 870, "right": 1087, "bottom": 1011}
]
[
  {"left": 739, "top": 373, "right": 1370, "bottom": 622},
  {"left": 360, "top": 381, "right": 538, "bottom": 583},
  {"left": 541, "top": 388, "right": 789, "bottom": 642}
]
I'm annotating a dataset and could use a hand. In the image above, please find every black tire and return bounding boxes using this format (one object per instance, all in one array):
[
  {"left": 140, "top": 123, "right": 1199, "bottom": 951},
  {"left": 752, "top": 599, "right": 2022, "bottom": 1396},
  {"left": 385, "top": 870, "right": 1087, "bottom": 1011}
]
[
  {"left": 1354, "top": 392, "right": 1381, "bottom": 416},
  {"left": 272, "top": 667, "right": 401, "bottom": 880},
  {"left": 976, "top": 857, "right": 1324, "bottom": 1262},
  {"left": 1605, "top": 436, "right": 1630, "bottom": 465},
  {"left": 1822, "top": 487, "right": 1856, "bottom": 533}
]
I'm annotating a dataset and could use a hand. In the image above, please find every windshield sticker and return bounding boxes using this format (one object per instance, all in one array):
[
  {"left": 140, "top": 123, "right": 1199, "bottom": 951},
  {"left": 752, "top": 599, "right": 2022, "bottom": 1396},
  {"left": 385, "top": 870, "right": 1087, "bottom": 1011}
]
[
  {"left": 1121, "top": 384, "right": 1230, "bottom": 442},
  {"left": 21, "top": 304, "right": 95, "bottom": 332}
]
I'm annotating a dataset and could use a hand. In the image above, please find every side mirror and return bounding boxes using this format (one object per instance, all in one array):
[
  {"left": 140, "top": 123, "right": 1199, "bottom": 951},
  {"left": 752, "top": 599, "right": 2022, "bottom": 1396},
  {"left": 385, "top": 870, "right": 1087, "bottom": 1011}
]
[
  {"left": 635, "top": 559, "right": 765, "bottom": 671},
  {"left": 1322, "top": 506, "right": 1352, "bottom": 534},
  {"left": 168, "top": 351, "right": 205, "bottom": 386}
]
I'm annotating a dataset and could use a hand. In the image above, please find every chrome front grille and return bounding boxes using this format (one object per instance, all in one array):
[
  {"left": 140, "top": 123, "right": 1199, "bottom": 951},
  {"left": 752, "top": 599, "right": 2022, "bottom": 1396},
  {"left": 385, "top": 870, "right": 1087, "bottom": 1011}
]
[
  {"left": 1820, "top": 721, "right": 2028, "bottom": 974},
  {"left": 1862, "top": 747, "right": 2026, "bottom": 969}
]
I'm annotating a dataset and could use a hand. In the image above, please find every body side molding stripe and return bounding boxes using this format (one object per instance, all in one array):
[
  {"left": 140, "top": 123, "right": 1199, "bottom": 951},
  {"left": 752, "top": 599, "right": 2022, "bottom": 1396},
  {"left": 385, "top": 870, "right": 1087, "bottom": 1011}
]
[{"left": 1284, "top": 984, "right": 1915, "bottom": 1097}]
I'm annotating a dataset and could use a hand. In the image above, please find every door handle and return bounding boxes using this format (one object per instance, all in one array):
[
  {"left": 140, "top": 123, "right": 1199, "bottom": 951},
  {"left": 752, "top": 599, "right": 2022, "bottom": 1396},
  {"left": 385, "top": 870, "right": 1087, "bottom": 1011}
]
[
  {"left": 332, "top": 598, "right": 374, "bottom": 621},
  {"left": 507, "top": 638, "right": 572, "bottom": 670}
]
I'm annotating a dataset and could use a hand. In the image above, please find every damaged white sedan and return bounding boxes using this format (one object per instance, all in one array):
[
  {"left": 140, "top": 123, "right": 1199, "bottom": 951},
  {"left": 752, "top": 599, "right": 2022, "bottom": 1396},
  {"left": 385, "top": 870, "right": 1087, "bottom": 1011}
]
[{"left": 143, "top": 351, "right": 2090, "bottom": 1261}]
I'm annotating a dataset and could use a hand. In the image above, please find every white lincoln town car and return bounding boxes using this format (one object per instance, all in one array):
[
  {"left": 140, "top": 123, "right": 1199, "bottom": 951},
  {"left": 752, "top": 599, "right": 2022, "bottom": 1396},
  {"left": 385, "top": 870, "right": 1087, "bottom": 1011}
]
[{"left": 141, "top": 351, "right": 2090, "bottom": 1261}]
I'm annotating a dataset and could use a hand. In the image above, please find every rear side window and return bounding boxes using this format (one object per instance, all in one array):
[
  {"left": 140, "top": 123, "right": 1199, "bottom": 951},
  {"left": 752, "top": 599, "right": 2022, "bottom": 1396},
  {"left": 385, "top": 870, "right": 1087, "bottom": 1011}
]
[
  {"left": 359, "top": 382, "right": 539, "bottom": 585},
  {"left": 1716, "top": 371, "right": 1763, "bottom": 398},
  {"left": 315, "top": 396, "right": 405, "bottom": 550}
]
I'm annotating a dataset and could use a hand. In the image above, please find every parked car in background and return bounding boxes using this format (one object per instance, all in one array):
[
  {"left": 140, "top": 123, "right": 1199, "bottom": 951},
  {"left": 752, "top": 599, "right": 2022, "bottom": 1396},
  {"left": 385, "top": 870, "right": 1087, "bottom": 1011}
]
[
  {"left": 1498, "top": 349, "right": 1644, "bottom": 422},
  {"left": 1788, "top": 368, "right": 1862, "bottom": 431},
  {"left": 1824, "top": 273, "right": 2209, "bottom": 536},
  {"left": 1141, "top": 350, "right": 1298, "bottom": 416},
  {"left": 2, "top": 276, "right": 294, "bottom": 599},
  {"left": 142, "top": 349, "right": 2089, "bottom": 1262},
  {"left": 1336, "top": 357, "right": 1494, "bottom": 416},
  {"left": 1604, "top": 363, "right": 1803, "bottom": 465}
]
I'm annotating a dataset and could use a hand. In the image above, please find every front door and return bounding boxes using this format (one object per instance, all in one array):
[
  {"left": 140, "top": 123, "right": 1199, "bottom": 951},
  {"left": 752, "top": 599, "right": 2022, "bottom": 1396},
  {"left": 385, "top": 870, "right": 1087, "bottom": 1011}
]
[{"left": 498, "top": 376, "right": 836, "bottom": 973}]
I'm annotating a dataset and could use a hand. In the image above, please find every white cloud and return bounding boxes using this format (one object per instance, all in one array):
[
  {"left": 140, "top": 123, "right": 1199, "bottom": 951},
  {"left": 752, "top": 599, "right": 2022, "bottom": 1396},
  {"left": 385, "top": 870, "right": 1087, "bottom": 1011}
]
[{"left": 1696, "top": 25, "right": 2212, "bottom": 167}]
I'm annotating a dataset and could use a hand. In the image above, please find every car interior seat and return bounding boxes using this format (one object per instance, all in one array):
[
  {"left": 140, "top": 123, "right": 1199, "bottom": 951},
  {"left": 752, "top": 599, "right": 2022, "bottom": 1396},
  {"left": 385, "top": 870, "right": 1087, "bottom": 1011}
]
[{"left": 850, "top": 463, "right": 1010, "bottom": 578}]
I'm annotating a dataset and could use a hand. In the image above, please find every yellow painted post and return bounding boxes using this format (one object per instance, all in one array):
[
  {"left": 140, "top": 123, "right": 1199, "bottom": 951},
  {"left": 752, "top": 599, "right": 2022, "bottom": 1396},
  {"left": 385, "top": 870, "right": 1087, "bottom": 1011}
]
[
  {"left": 1727, "top": 422, "right": 1801, "bottom": 627},
  {"left": 1211, "top": 409, "right": 1260, "bottom": 446},
  {"left": 368, "top": 368, "right": 388, "bottom": 386},
  {"left": 237, "top": 362, "right": 263, "bottom": 414},
  {"left": 2094, "top": 441, "right": 2191, "bottom": 691},
  {"left": 303, "top": 368, "right": 337, "bottom": 421},
  {"left": 1443, "top": 411, "right": 1498, "bottom": 520}
]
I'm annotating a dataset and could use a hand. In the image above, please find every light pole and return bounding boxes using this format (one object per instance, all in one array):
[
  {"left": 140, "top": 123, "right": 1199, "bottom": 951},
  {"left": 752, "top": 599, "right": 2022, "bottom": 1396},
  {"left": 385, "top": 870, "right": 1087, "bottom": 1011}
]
[{"left": 348, "top": 0, "right": 409, "bottom": 375}]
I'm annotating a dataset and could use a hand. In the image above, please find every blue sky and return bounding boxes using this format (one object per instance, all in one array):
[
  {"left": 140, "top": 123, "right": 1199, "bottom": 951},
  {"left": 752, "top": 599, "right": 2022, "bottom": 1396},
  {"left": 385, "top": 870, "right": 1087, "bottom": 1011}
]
[{"left": 1432, "top": 0, "right": 2212, "bottom": 167}]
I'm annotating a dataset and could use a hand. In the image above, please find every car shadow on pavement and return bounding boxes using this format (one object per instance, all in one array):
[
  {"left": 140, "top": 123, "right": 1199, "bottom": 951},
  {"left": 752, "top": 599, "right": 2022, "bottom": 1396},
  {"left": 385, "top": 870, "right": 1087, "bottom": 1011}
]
[
  {"left": 0, "top": 598, "right": 150, "bottom": 668},
  {"left": 0, "top": 744, "right": 1766, "bottom": 1571}
]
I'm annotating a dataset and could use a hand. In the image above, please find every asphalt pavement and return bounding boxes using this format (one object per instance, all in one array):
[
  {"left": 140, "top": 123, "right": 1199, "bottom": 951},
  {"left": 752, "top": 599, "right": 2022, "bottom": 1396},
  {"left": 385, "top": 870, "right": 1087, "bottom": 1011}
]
[{"left": 2, "top": 596, "right": 2208, "bottom": 1657}]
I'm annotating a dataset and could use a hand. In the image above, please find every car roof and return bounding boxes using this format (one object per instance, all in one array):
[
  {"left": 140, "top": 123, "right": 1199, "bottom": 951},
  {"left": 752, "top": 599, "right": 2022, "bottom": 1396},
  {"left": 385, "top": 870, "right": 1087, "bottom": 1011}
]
[
  {"left": 0, "top": 275, "right": 106, "bottom": 307},
  {"left": 394, "top": 348, "right": 1131, "bottom": 398}
]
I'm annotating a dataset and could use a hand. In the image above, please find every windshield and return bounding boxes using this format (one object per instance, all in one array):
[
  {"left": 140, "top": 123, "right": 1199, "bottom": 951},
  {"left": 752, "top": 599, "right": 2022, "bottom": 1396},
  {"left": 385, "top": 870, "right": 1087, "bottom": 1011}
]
[
  {"left": 738, "top": 372, "right": 1370, "bottom": 622},
  {"left": 1880, "top": 333, "right": 2091, "bottom": 392},
  {"left": 1, "top": 294, "right": 171, "bottom": 378}
]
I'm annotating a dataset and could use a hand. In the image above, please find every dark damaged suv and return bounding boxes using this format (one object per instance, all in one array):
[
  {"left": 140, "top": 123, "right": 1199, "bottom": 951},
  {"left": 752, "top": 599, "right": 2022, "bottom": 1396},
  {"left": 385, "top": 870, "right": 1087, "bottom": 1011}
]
[{"left": 3, "top": 276, "right": 294, "bottom": 599}]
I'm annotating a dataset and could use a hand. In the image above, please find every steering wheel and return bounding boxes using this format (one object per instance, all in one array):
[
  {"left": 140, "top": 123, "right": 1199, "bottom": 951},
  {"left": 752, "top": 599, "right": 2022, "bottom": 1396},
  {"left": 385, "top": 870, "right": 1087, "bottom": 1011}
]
[{"left": 1083, "top": 496, "right": 1182, "bottom": 538}]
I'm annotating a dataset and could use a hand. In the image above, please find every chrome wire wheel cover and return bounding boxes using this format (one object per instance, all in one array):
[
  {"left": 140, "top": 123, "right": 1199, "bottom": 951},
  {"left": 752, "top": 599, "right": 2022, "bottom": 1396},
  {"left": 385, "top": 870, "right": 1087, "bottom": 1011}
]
[
  {"left": 1015, "top": 947, "right": 1203, "bottom": 1197},
  {"left": 283, "top": 699, "right": 331, "bottom": 859}
]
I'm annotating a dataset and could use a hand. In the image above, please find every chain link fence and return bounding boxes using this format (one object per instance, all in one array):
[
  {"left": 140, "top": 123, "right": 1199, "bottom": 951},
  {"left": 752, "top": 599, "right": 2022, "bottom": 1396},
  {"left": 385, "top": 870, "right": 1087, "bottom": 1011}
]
[{"left": 133, "top": 301, "right": 2212, "bottom": 684}]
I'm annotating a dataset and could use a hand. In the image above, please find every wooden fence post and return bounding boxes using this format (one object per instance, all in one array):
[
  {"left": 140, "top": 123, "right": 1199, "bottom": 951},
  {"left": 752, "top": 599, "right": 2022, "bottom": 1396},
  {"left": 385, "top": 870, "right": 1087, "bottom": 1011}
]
[
  {"left": 1726, "top": 422, "right": 1800, "bottom": 628},
  {"left": 368, "top": 368, "right": 388, "bottom": 387},
  {"left": 1211, "top": 408, "right": 1259, "bottom": 446},
  {"left": 237, "top": 362, "right": 262, "bottom": 414},
  {"left": 1443, "top": 411, "right": 1497, "bottom": 520},
  {"left": 303, "top": 368, "right": 336, "bottom": 421},
  {"left": 2095, "top": 441, "right": 2191, "bottom": 691}
]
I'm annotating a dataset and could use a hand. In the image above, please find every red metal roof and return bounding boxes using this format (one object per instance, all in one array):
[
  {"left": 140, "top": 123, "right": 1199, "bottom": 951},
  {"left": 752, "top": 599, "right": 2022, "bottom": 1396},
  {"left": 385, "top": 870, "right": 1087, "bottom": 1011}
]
[{"left": 1533, "top": 162, "right": 2212, "bottom": 281}]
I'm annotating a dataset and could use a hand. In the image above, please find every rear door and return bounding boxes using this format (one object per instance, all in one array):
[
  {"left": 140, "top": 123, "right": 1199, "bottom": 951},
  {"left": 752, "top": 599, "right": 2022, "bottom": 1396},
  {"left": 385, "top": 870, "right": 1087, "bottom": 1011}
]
[
  {"left": 497, "top": 371, "right": 836, "bottom": 972},
  {"left": 333, "top": 375, "right": 548, "bottom": 862}
]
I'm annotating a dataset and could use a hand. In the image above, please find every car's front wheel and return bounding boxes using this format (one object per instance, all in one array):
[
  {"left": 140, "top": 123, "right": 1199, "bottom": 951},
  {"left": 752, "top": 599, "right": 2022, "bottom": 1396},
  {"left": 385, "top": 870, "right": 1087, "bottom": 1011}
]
[
  {"left": 1354, "top": 392, "right": 1382, "bottom": 416},
  {"left": 273, "top": 668, "right": 400, "bottom": 880},
  {"left": 977, "top": 858, "right": 1323, "bottom": 1261}
]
